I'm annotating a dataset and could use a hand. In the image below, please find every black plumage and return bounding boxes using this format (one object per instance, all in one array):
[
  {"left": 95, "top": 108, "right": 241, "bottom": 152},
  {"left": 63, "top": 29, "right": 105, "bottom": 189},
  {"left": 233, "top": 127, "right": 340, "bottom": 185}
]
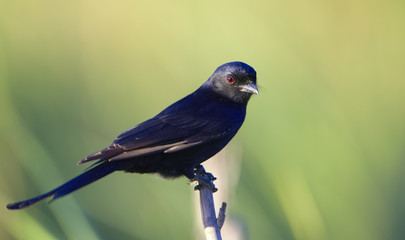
[{"left": 7, "top": 61, "right": 258, "bottom": 210}]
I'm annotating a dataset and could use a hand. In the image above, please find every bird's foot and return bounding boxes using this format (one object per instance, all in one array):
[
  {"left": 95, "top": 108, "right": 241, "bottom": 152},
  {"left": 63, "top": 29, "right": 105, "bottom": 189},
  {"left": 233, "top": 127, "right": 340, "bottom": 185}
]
[
  {"left": 195, "top": 165, "right": 217, "bottom": 181},
  {"left": 193, "top": 175, "right": 218, "bottom": 192},
  {"left": 192, "top": 165, "right": 218, "bottom": 192}
]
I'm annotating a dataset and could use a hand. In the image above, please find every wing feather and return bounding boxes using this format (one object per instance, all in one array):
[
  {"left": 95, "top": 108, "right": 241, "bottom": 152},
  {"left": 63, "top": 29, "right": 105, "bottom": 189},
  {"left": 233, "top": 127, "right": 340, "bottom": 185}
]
[
  {"left": 109, "top": 141, "right": 187, "bottom": 162},
  {"left": 79, "top": 90, "right": 244, "bottom": 164}
]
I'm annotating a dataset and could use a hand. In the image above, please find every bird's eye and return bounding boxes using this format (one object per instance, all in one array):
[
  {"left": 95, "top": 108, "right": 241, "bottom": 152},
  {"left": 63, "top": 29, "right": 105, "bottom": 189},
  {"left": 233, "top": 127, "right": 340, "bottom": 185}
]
[{"left": 227, "top": 76, "right": 235, "bottom": 84}]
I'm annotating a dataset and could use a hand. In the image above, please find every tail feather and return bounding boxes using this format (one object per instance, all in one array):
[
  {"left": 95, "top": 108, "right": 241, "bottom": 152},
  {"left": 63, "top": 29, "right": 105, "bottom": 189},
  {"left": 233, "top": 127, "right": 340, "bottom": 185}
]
[{"left": 7, "top": 160, "right": 127, "bottom": 210}]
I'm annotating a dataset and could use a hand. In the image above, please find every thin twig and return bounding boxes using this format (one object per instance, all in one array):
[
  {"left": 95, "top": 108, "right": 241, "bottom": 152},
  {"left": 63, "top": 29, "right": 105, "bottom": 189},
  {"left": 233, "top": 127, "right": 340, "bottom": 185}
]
[
  {"left": 217, "top": 202, "right": 227, "bottom": 230},
  {"left": 195, "top": 165, "right": 227, "bottom": 240}
]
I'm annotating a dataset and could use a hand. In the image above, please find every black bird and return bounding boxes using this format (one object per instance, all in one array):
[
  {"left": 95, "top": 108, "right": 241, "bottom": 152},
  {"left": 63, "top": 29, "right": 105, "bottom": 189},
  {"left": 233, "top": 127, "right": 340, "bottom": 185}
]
[{"left": 7, "top": 61, "right": 258, "bottom": 210}]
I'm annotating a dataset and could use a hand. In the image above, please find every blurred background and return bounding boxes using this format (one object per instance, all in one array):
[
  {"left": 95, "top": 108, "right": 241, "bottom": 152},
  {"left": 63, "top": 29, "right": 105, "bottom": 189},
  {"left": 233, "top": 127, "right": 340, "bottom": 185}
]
[{"left": 1, "top": 0, "right": 404, "bottom": 239}]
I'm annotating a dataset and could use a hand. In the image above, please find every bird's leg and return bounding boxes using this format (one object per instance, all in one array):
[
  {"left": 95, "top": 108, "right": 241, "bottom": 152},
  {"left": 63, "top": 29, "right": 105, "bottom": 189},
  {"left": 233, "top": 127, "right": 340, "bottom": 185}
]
[
  {"left": 192, "top": 165, "right": 218, "bottom": 192},
  {"left": 195, "top": 165, "right": 217, "bottom": 181}
]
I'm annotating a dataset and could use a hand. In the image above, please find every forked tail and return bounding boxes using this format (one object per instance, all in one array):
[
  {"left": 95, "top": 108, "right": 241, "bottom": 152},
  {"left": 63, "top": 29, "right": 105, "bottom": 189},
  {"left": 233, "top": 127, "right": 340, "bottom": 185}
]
[{"left": 7, "top": 160, "right": 127, "bottom": 210}]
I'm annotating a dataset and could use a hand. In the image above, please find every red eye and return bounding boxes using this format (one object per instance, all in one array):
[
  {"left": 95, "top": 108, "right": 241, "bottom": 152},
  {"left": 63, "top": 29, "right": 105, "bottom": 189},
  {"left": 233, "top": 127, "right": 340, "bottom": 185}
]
[{"left": 227, "top": 76, "right": 235, "bottom": 84}]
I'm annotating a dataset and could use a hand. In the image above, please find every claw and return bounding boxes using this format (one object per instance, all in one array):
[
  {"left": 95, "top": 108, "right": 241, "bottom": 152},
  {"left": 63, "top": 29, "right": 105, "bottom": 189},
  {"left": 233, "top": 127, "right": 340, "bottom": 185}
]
[{"left": 192, "top": 165, "right": 218, "bottom": 192}]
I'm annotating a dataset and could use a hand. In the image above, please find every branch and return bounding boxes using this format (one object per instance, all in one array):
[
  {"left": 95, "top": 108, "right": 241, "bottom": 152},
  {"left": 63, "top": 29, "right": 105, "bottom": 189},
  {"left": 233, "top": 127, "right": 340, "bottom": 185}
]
[
  {"left": 217, "top": 202, "right": 227, "bottom": 230},
  {"left": 194, "top": 165, "right": 227, "bottom": 240}
]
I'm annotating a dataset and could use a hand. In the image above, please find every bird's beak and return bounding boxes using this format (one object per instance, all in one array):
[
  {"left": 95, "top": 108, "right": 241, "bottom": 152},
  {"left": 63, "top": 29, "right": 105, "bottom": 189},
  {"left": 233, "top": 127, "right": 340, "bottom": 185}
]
[{"left": 239, "top": 82, "right": 259, "bottom": 95}]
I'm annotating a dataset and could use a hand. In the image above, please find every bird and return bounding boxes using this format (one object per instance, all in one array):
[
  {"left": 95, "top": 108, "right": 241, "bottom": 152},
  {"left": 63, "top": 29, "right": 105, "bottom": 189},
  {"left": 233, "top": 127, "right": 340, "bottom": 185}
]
[{"left": 7, "top": 61, "right": 258, "bottom": 210}]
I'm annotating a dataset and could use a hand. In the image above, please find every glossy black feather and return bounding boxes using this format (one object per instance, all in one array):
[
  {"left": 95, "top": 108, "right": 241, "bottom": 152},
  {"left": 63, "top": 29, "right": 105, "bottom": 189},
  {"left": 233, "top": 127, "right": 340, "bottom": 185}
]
[
  {"left": 7, "top": 160, "right": 129, "bottom": 209},
  {"left": 7, "top": 61, "right": 257, "bottom": 209}
]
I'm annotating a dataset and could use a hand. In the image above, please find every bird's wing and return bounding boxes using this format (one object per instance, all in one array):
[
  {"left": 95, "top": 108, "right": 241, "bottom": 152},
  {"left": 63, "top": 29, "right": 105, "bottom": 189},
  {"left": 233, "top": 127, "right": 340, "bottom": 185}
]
[{"left": 79, "top": 111, "right": 240, "bottom": 164}]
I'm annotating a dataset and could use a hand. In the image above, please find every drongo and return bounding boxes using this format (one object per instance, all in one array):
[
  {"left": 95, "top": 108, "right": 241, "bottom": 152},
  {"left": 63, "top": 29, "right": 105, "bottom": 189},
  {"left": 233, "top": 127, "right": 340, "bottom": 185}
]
[{"left": 7, "top": 61, "right": 258, "bottom": 210}]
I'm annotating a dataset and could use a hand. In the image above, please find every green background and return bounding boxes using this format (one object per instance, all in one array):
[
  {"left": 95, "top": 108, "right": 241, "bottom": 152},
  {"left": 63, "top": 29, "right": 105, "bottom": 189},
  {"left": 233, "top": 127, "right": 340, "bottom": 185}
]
[{"left": 1, "top": 0, "right": 405, "bottom": 239}]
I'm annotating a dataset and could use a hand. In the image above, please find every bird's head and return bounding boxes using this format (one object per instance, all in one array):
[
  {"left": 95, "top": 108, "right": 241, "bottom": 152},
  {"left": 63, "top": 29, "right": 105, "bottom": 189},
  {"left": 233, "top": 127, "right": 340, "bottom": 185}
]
[{"left": 205, "top": 61, "right": 258, "bottom": 104}]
